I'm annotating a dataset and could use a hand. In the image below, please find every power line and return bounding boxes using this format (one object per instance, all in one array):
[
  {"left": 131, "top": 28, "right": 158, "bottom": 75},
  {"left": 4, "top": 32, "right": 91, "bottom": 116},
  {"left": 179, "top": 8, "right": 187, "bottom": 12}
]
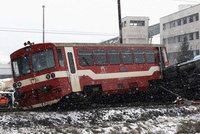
[{"left": 0, "top": 27, "right": 118, "bottom": 37}]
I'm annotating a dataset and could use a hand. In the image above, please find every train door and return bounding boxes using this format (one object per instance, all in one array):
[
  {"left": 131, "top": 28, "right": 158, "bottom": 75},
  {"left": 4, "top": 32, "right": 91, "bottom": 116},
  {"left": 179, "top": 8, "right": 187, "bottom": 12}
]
[{"left": 64, "top": 47, "right": 81, "bottom": 92}]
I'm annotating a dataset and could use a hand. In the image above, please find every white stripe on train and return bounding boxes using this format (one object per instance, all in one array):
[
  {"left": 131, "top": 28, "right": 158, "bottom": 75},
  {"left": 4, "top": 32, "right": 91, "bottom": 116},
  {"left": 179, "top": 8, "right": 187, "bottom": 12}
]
[{"left": 18, "top": 66, "right": 160, "bottom": 88}]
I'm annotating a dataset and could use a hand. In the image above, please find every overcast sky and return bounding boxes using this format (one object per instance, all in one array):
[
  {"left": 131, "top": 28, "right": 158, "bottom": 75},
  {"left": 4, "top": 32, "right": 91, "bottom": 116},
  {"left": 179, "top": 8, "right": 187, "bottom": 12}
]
[{"left": 0, "top": 0, "right": 199, "bottom": 63}]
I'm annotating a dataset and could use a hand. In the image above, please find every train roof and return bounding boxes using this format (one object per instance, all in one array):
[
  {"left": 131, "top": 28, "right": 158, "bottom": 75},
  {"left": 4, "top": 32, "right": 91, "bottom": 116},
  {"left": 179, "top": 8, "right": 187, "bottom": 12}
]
[
  {"left": 11, "top": 42, "right": 165, "bottom": 57},
  {"left": 53, "top": 43, "right": 165, "bottom": 48}
]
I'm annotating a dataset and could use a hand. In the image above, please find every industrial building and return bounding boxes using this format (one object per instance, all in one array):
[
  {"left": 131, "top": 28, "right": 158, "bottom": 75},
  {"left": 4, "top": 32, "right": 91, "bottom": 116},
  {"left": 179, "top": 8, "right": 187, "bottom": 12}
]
[
  {"left": 102, "top": 16, "right": 159, "bottom": 44},
  {"left": 121, "top": 16, "right": 149, "bottom": 44},
  {"left": 160, "top": 4, "right": 200, "bottom": 64}
]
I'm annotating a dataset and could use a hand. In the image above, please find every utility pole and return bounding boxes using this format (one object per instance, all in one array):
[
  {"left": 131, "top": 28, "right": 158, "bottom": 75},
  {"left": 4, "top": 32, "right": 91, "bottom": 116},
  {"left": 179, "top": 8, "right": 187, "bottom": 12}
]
[
  {"left": 117, "top": 0, "right": 123, "bottom": 44},
  {"left": 42, "top": 5, "right": 45, "bottom": 43}
]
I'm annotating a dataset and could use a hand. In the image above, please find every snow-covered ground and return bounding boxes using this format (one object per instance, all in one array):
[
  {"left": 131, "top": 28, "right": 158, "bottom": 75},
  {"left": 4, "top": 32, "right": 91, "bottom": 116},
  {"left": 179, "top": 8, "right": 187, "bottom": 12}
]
[{"left": 0, "top": 105, "right": 199, "bottom": 134}]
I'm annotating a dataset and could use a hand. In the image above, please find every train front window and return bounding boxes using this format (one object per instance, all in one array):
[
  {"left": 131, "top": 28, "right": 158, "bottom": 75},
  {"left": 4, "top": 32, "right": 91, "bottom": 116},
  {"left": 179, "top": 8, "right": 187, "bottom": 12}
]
[
  {"left": 12, "top": 56, "right": 30, "bottom": 77},
  {"left": 32, "top": 49, "right": 55, "bottom": 72}
]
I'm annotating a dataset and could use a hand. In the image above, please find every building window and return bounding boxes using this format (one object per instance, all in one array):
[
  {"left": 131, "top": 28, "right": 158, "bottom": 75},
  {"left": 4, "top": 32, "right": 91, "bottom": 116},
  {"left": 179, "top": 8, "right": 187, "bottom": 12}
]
[
  {"left": 177, "top": 19, "right": 181, "bottom": 26},
  {"left": 183, "top": 17, "right": 187, "bottom": 24},
  {"left": 168, "top": 37, "right": 174, "bottom": 44},
  {"left": 196, "top": 32, "right": 199, "bottom": 39},
  {"left": 130, "top": 20, "right": 145, "bottom": 26},
  {"left": 170, "top": 21, "right": 175, "bottom": 28},
  {"left": 189, "top": 15, "right": 194, "bottom": 23},
  {"left": 195, "top": 13, "right": 199, "bottom": 21},
  {"left": 178, "top": 35, "right": 181, "bottom": 42},
  {"left": 189, "top": 33, "right": 194, "bottom": 40},
  {"left": 137, "top": 21, "right": 145, "bottom": 26},
  {"left": 163, "top": 23, "right": 166, "bottom": 30},
  {"left": 183, "top": 34, "right": 188, "bottom": 42},
  {"left": 130, "top": 20, "right": 135, "bottom": 26}
]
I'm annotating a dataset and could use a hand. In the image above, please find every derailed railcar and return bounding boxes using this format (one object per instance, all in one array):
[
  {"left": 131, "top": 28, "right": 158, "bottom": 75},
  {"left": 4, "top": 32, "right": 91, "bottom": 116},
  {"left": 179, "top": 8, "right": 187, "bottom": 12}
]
[
  {"left": 163, "top": 58, "right": 200, "bottom": 99},
  {"left": 10, "top": 42, "right": 168, "bottom": 109}
]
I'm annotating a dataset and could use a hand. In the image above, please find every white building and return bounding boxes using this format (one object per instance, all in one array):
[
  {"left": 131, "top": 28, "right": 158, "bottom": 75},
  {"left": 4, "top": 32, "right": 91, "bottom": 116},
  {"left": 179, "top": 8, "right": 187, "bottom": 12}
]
[
  {"left": 160, "top": 4, "right": 200, "bottom": 64},
  {"left": 121, "top": 16, "right": 149, "bottom": 44}
]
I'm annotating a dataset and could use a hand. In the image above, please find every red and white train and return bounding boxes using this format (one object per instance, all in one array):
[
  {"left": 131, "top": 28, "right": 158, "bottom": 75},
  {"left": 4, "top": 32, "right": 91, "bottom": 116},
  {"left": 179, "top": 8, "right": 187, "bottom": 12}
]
[{"left": 10, "top": 42, "right": 168, "bottom": 109}]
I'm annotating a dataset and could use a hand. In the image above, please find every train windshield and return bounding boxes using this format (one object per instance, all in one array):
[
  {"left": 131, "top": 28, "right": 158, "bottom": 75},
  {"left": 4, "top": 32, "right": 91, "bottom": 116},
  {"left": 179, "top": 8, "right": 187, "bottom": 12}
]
[
  {"left": 12, "top": 56, "right": 30, "bottom": 78},
  {"left": 32, "top": 49, "right": 55, "bottom": 72}
]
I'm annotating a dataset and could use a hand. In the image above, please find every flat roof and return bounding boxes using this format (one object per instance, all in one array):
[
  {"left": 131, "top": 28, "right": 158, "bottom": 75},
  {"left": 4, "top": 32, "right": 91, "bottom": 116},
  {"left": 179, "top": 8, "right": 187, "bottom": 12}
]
[
  {"left": 54, "top": 43, "right": 164, "bottom": 48},
  {"left": 161, "top": 3, "right": 200, "bottom": 19}
]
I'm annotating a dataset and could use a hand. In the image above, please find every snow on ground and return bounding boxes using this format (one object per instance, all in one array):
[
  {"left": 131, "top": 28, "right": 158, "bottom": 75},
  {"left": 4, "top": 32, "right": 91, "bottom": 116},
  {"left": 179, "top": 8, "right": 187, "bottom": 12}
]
[
  {"left": 0, "top": 78, "right": 13, "bottom": 91},
  {"left": 0, "top": 105, "right": 199, "bottom": 134}
]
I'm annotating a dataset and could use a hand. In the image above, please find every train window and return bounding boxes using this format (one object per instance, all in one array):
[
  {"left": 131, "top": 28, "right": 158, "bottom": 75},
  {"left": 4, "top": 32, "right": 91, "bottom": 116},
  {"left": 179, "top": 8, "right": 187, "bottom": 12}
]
[
  {"left": 57, "top": 48, "right": 64, "bottom": 67},
  {"left": 67, "top": 52, "right": 76, "bottom": 73},
  {"left": 32, "top": 49, "right": 55, "bottom": 72},
  {"left": 134, "top": 50, "right": 145, "bottom": 64},
  {"left": 78, "top": 50, "right": 93, "bottom": 66},
  {"left": 108, "top": 50, "right": 120, "bottom": 65},
  {"left": 121, "top": 50, "right": 133, "bottom": 64},
  {"left": 12, "top": 61, "right": 20, "bottom": 77},
  {"left": 145, "top": 50, "right": 155, "bottom": 63},
  {"left": 12, "top": 56, "right": 30, "bottom": 77},
  {"left": 93, "top": 49, "right": 107, "bottom": 66}
]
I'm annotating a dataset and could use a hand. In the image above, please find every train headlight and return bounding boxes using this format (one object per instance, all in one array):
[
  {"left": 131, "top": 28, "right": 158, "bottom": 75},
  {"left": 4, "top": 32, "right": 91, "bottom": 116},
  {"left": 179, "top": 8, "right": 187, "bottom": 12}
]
[
  {"left": 13, "top": 83, "right": 17, "bottom": 88},
  {"left": 17, "top": 82, "right": 22, "bottom": 87},
  {"left": 50, "top": 73, "right": 56, "bottom": 79},
  {"left": 46, "top": 74, "right": 51, "bottom": 79},
  {"left": 13, "top": 82, "right": 22, "bottom": 88}
]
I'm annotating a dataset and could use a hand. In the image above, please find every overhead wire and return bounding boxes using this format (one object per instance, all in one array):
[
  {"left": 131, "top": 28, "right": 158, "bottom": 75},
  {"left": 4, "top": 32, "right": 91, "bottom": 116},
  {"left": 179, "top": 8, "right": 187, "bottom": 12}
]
[{"left": 0, "top": 27, "right": 118, "bottom": 36}]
